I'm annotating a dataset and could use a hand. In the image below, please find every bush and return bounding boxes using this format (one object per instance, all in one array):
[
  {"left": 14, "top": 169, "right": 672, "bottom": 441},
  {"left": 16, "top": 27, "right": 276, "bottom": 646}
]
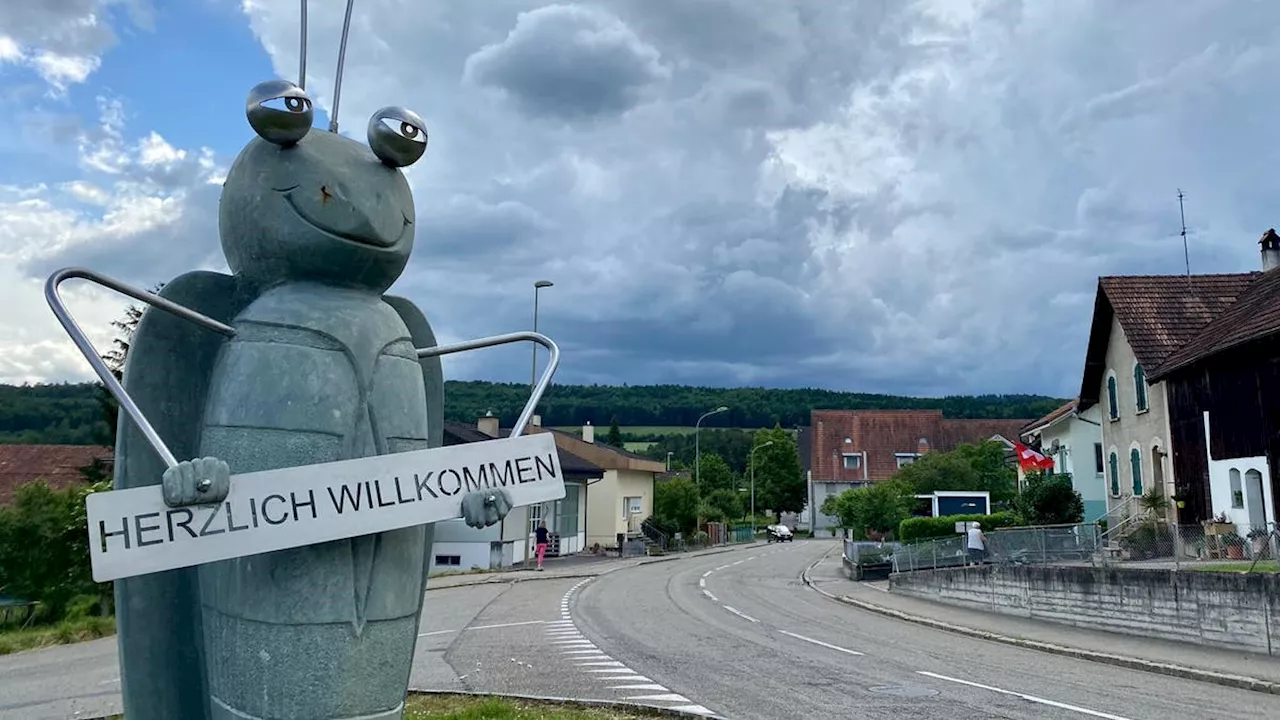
[{"left": 898, "top": 511, "right": 1022, "bottom": 542}]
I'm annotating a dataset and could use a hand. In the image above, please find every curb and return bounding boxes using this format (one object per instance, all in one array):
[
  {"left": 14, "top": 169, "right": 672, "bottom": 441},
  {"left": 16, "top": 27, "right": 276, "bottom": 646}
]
[
  {"left": 407, "top": 689, "right": 724, "bottom": 718},
  {"left": 801, "top": 556, "right": 1280, "bottom": 696},
  {"left": 427, "top": 542, "right": 764, "bottom": 591}
]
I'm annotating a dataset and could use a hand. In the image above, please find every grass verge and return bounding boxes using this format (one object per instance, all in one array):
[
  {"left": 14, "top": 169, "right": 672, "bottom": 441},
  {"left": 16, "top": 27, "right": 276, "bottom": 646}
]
[
  {"left": 0, "top": 615, "right": 115, "bottom": 655},
  {"left": 1183, "top": 560, "right": 1279, "bottom": 573}
]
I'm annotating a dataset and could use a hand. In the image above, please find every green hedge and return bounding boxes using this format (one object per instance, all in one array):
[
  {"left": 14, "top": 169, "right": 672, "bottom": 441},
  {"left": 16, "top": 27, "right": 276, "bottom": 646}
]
[{"left": 898, "top": 511, "right": 1022, "bottom": 542}]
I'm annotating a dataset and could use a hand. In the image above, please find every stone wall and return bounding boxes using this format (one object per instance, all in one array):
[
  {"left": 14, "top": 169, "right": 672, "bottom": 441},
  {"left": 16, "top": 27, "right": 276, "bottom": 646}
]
[{"left": 889, "top": 565, "right": 1280, "bottom": 656}]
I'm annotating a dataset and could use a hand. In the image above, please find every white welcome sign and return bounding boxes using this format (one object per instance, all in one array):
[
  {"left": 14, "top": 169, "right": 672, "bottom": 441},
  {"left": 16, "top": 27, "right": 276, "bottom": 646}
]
[{"left": 87, "top": 433, "right": 564, "bottom": 582}]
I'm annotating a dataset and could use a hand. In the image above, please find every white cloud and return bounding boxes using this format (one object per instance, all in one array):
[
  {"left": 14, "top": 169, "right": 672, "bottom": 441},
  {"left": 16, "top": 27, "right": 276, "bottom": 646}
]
[{"left": 0, "top": 97, "right": 224, "bottom": 385}]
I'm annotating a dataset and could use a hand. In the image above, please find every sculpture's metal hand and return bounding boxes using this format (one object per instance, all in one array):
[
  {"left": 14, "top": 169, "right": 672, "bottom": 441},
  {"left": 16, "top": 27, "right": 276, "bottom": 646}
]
[
  {"left": 415, "top": 331, "right": 560, "bottom": 438},
  {"left": 460, "top": 489, "right": 513, "bottom": 528},
  {"left": 162, "top": 457, "right": 231, "bottom": 507}
]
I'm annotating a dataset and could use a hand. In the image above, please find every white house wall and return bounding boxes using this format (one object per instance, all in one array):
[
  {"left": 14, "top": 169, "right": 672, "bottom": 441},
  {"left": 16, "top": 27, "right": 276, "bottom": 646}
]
[
  {"left": 1037, "top": 405, "right": 1107, "bottom": 523},
  {"left": 1101, "top": 314, "right": 1172, "bottom": 515},
  {"left": 1203, "top": 412, "right": 1276, "bottom": 534}
]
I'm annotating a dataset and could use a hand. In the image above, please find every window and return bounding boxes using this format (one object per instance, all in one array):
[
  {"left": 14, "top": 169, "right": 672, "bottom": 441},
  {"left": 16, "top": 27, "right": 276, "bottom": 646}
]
[
  {"left": 842, "top": 453, "right": 862, "bottom": 470},
  {"left": 434, "top": 555, "right": 460, "bottom": 567},
  {"left": 556, "top": 484, "right": 581, "bottom": 534},
  {"left": 1134, "top": 364, "right": 1148, "bottom": 412},
  {"left": 1108, "top": 452, "right": 1120, "bottom": 497},
  {"left": 1230, "top": 469, "right": 1244, "bottom": 508},
  {"left": 1130, "top": 447, "right": 1143, "bottom": 496},
  {"left": 1094, "top": 443, "right": 1104, "bottom": 475},
  {"left": 623, "top": 496, "right": 642, "bottom": 519},
  {"left": 529, "top": 502, "right": 543, "bottom": 535},
  {"left": 1106, "top": 375, "right": 1119, "bottom": 420},
  {"left": 895, "top": 454, "right": 918, "bottom": 469}
]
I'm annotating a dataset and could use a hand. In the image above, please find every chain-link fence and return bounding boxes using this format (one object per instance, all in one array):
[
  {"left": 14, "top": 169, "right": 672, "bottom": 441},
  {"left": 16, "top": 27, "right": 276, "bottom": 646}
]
[
  {"left": 889, "top": 520, "right": 1280, "bottom": 573},
  {"left": 1103, "top": 520, "right": 1279, "bottom": 571}
]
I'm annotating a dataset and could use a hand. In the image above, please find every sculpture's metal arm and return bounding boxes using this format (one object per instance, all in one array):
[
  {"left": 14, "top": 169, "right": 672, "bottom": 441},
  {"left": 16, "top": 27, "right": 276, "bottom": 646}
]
[
  {"left": 416, "top": 331, "right": 560, "bottom": 438},
  {"left": 44, "top": 267, "right": 236, "bottom": 470}
]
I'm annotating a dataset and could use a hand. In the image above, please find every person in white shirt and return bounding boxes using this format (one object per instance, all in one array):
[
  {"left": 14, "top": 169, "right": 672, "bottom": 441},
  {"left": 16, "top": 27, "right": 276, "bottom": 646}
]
[{"left": 966, "top": 521, "right": 987, "bottom": 565}]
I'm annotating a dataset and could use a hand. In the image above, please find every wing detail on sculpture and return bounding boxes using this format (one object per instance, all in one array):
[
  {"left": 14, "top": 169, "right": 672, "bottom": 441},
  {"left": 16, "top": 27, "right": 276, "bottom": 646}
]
[
  {"left": 383, "top": 295, "right": 444, "bottom": 450},
  {"left": 113, "top": 270, "right": 254, "bottom": 720}
]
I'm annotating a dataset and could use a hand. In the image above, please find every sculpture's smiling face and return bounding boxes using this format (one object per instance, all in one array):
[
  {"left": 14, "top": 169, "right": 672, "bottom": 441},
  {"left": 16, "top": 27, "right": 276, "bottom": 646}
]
[{"left": 219, "top": 80, "right": 429, "bottom": 293}]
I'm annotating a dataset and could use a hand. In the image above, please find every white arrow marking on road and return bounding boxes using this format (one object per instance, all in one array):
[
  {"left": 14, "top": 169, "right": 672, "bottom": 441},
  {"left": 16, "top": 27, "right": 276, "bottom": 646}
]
[
  {"left": 916, "top": 672, "right": 1133, "bottom": 719},
  {"left": 778, "top": 630, "right": 863, "bottom": 656}
]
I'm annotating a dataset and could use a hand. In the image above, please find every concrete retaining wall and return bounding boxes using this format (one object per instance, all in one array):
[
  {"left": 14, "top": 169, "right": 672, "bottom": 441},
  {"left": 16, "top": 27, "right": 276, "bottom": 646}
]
[{"left": 889, "top": 565, "right": 1280, "bottom": 656}]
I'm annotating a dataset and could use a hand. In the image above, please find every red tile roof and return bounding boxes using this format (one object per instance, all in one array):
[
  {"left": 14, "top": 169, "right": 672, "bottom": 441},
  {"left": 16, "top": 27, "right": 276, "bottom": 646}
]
[
  {"left": 1079, "top": 273, "right": 1258, "bottom": 409},
  {"left": 1152, "top": 265, "right": 1280, "bottom": 380},
  {"left": 810, "top": 410, "right": 1029, "bottom": 482},
  {"left": 1020, "top": 398, "right": 1078, "bottom": 437},
  {"left": 0, "top": 444, "right": 113, "bottom": 505}
]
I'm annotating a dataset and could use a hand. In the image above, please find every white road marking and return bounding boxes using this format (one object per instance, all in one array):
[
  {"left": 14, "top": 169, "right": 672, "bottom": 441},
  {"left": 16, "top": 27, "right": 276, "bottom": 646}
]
[
  {"left": 699, "top": 578, "right": 706, "bottom": 588},
  {"left": 669, "top": 705, "right": 716, "bottom": 716},
  {"left": 577, "top": 660, "right": 625, "bottom": 667},
  {"left": 730, "top": 560, "right": 743, "bottom": 566},
  {"left": 917, "top": 671, "right": 1133, "bottom": 720},
  {"left": 587, "top": 668, "right": 633, "bottom": 673},
  {"left": 598, "top": 675, "right": 652, "bottom": 681},
  {"left": 860, "top": 581, "right": 889, "bottom": 593},
  {"left": 701, "top": 570, "right": 713, "bottom": 578},
  {"left": 610, "top": 683, "right": 669, "bottom": 690},
  {"left": 417, "top": 629, "right": 455, "bottom": 637},
  {"left": 722, "top": 605, "right": 759, "bottom": 623},
  {"left": 564, "top": 649, "right": 608, "bottom": 655},
  {"left": 715, "top": 564, "right": 730, "bottom": 571},
  {"left": 702, "top": 589, "right": 718, "bottom": 602},
  {"left": 553, "top": 640, "right": 593, "bottom": 646},
  {"left": 418, "top": 619, "right": 548, "bottom": 637},
  {"left": 625, "top": 693, "right": 690, "bottom": 702},
  {"left": 747, "top": 556, "right": 757, "bottom": 560},
  {"left": 778, "top": 630, "right": 864, "bottom": 656}
]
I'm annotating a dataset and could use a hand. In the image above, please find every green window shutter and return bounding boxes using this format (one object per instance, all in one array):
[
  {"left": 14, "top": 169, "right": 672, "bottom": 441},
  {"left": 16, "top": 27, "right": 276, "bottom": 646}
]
[
  {"left": 1107, "top": 376, "right": 1119, "bottom": 420},
  {"left": 1109, "top": 452, "right": 1120, "bottom": 496},
  {"left": 1134, "top": 365, "right": 1148, "bottom": 411},
  {"left": 1130, "top": 447, "right": 1143, "bottom": 496}
]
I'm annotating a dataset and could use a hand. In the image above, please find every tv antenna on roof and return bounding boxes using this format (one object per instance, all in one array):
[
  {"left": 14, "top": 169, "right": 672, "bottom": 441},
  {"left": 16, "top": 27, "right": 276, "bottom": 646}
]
[{"left": 1177, "top": 189, "right": 1191, "bottom": 279}]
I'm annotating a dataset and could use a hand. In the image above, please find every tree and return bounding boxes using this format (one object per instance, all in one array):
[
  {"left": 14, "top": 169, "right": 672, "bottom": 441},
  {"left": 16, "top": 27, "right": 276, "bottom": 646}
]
[
  {"left": 891, "top": 440, "right": 1017, "bottom": 506},
  {"left": 1015, "top": 471, "right": 1084, "bottom": 525},
  {"left": 605, "top": 416, "right": 623, "bottom": 447},
  {"left": 693, "top": 452, "right": 737, "bottom": 495},
  {"left": 702, "top": 488, "right": 743, "bottom": 523},
  {"left": 93, "top": 289, "right": 162, "bottom": 448},
  {"left": 653, "top": 476, "right": 700, "bottom": 536},
  {"left": 820, "top": 481, "right": 914, "bottom": 540},
  {"left": 750, "top": 425, "right": 805, "bottom": 520}
]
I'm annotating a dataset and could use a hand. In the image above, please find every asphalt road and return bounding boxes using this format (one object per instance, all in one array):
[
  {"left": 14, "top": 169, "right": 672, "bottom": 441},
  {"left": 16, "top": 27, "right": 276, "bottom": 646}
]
[{"left": 573, "top": 539, "right": 1280, "bottom": 720}]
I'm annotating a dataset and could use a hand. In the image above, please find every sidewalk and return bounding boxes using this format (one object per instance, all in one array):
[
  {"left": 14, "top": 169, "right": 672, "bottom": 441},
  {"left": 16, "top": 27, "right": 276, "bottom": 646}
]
[
  {"left": 428, "top": 541, "right": 764, "bottom": 590},
  {"left": 803, "top": 551, "right": 1280, "bottom": 695}
]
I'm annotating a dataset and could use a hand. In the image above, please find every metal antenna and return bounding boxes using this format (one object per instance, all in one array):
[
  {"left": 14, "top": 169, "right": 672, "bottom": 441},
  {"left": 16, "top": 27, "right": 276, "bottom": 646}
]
[
  {"left": 328, "top": 0, "right": 356, "bottom": 133},
  {"left": 1178, "top": 189, "right": 1191, "bottom": 278},
  {"left": 298, "top": 0, "right": 307, "bottom": 89}
]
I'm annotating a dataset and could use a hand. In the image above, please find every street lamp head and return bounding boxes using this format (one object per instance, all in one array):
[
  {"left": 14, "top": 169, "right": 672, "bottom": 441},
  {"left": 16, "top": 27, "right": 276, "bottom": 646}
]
[
  {"left": 714, "top": 406, "right": 728, "bottom": 413},
  {"left": 534, "top": 280, "right": 554, "bottom": 289},
  {"left": 760, "top": 441, "right": 774, "bottom": 448}
]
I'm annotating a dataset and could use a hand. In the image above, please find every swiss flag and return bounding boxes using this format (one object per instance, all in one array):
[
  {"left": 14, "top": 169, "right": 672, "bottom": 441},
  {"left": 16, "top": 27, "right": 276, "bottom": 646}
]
[{"left": 1014, "top": 442, "right": 1056, "bottom": 472}]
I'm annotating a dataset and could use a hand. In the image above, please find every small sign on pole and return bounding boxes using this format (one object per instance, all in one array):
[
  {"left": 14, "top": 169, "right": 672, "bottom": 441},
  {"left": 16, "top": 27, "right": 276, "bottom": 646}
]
[{"left": 87, "top": 433, "right": 565, "bottom": 582}]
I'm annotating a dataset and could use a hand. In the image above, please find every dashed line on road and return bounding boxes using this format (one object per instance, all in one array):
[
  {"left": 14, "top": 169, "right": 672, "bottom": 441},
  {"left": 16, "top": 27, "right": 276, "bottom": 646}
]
[
  {"left": 722, "top": 605, "right": 759, "bottom": 623},
  {"left": 779, "top": 629, "right": 864, "bottom": 656},
  {"left": 916, "top": 671, "right": 1132, "bottom": 719}
]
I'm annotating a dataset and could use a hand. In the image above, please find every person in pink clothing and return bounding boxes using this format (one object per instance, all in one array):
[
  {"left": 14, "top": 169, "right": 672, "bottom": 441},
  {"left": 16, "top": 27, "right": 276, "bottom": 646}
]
[{"left": 534, "top": 520, "right": 549, "bottom": 571}]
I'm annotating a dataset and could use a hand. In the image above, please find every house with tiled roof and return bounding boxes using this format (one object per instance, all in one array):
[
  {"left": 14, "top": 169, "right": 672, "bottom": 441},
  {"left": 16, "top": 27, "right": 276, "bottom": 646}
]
[
  {"left": 1141, "top": 230, "right": 1280, "bottom": 531},
  {"left": 1077, "top": 267, "right": 1259, "bottom": 526},
  {"left": 1019, "top": 399, "right": 1108, "bottom": 522},
  {"left": 0, "top": 444, "right": 113, "bottom": 505},
  {"left": 808, "top": 410, "right": 1030, "bottom": 537},
  {"left": 431, "top": 417, "right": 604, "bottom": 571}
]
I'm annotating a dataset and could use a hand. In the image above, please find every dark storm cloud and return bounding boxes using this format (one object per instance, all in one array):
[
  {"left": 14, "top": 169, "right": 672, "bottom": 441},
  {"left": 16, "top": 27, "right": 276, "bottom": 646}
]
[{"left": 462, "top": 4, "right": 669, "bottom": 122}]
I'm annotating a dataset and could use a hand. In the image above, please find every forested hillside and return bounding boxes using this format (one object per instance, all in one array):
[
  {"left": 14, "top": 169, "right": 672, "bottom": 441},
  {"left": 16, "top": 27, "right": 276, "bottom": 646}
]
[{"left": 0, "top": 380, "right": 1063, "bottom": 445}]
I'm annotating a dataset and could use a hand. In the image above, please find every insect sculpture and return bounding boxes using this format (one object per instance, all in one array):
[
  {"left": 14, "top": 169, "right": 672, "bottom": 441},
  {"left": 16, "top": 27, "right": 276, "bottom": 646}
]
[{"left": 44, "top": 2, "right": 559, "bottom": 718}]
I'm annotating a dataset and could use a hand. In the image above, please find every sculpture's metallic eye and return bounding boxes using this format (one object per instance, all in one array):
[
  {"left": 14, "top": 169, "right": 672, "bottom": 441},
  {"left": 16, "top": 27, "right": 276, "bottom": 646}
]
[
  {"left": 367, "top": 106, "right": 428, "bottom": 167},
  {"left": 245, "top": 79, "right": 314, "bottom": 146}
]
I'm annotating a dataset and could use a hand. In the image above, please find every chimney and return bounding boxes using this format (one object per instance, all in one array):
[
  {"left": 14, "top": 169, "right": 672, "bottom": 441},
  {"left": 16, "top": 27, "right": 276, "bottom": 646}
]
[
  {"left": 477, "top": 412, "right": 499, "bottom": 438},
  {"left": 917, "top": 437, "right": 930, "bottom": 455},
  {"left": 1261, "top": 229, "right": 1280, "bottom": 272},
  {"left": 582, "top": 421, "right": 594, "bottom": 444},
  {"left": 531, "top": 414, "right": 541, "bottom": 427}
]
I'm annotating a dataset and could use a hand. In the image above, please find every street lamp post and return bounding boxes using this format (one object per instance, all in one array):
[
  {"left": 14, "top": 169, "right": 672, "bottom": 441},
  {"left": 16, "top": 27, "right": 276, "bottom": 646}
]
[
  {"left": 666, "top": 451, "right": 673, "bottom": 472},
  {"left": 530, "top": 280, "right": 554, "bottom": 391},
  {"left": 749, "top": 440, "right": 774, "bottom": 537},
  {"left": 694, "top": 405, "right": 729, "bottom": 531}
]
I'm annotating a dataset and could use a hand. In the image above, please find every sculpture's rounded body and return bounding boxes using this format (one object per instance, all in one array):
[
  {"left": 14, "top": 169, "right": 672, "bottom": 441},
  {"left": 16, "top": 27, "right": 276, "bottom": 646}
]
[{"left": 197, "top": 282, "right": 432, "bottom": 720}]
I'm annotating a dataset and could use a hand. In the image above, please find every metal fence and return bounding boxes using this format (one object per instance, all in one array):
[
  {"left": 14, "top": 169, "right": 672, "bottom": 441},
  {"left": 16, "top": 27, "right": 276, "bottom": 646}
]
[{"left": 890, "top": 520, "right": 1280, "bottom": 573}]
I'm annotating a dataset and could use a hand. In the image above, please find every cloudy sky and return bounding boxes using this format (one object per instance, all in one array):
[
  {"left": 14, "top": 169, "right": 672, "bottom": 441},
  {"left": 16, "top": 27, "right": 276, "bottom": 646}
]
[{"left": 1, "top": 0, "right": 1277, "bottom": 398}]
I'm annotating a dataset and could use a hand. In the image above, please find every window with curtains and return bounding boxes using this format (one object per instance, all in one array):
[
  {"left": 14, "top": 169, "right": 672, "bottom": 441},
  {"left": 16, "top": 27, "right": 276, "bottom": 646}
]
[
  {"left": 1106, "top": 375, "right": 1119, "bottom": 420},
  {"left": 1108, "top": 452, "right": 1120, "bottom": 497},
  {"left": 1134, "top": 364, "right": 1148, "bottom": 412},
  {"left": 1130, "top": 447, "right": 1143, "bottom": 496}
]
